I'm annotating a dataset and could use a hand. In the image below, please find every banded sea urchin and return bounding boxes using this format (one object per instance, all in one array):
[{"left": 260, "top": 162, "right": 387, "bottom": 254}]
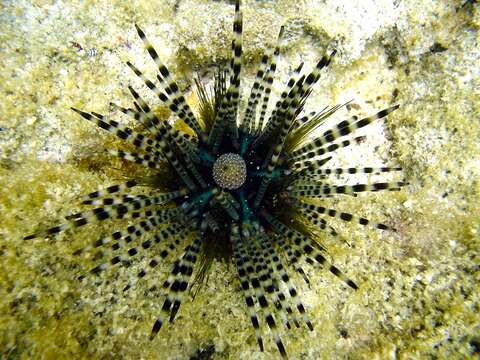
[{"left": 25, "top": 0, "right": 405, "bottom": 357}]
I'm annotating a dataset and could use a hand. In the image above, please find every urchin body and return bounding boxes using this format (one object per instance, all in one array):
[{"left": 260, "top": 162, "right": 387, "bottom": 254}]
[{"left": 26, "top": 0, "right": 405, "bottom": 357}]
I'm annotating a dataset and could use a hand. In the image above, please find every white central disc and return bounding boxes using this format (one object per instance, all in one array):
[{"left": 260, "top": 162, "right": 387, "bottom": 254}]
[{"left": 212, "top": 153, "right": 247, "bottom": 190}]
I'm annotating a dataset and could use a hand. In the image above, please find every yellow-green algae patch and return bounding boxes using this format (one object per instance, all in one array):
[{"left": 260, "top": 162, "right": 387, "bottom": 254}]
[{"left": 1, "top": 0, "right": 479, "bottom": 359}]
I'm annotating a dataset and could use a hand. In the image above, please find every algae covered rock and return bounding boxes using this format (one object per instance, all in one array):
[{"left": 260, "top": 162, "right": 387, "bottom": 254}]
[{"left": 0, "top": 0, "right": 478, "bottom": 359}]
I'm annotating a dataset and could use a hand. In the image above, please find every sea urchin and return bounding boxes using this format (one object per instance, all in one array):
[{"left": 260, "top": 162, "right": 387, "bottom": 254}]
[{"left": 26, "top": 0, "right": 405, "bottom": 357}]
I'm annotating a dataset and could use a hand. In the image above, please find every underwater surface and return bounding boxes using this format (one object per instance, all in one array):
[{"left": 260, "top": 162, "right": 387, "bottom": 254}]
[{"left": 0, "top": 0, "right": 479, "bottom": 359}]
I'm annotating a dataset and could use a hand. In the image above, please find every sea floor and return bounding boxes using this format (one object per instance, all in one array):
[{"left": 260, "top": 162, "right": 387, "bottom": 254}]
[{"left": 0, "top": 0, "right": 479, "bottom": 359}]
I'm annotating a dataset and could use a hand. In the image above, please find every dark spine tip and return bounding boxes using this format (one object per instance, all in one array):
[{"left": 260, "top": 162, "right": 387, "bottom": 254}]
[
  {"left": 258, "top": 339, "right": 264, "bottom": 352},
  {"left": 277, "top": 341, "right": 288, "bottom": 358},
  {"left": 150, "top": 320, "right": 162, "bottom": 340},
  {"left": 347, "top": 280, "right": 359, "bottom": 290},
  {"left": 134, "top": 24, "right": 145, "bottom": 38},
  {"left": 71, "top": 107, "right": 90, "bottom": 119},
  {"left": 296, "top": 62, "right": 304, "bottom": 73},
  {"left": 24, "top": 234, "right": 36, "bottom": 240},
  {"left": 128, "top": 86, "right": 139, "bottom": 97}
]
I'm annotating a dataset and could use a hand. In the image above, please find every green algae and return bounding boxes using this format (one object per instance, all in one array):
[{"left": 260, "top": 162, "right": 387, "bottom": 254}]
[{"left": 1, "top": 0, "right": 479, "bottom": 359}]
